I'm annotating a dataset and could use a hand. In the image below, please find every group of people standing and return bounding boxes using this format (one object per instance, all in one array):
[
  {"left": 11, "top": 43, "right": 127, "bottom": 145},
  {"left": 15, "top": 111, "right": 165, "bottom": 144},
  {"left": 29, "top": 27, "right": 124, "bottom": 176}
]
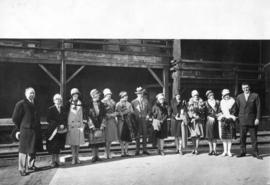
[{"left": 12, "top": 82, "right": 262, "bottom": 176}]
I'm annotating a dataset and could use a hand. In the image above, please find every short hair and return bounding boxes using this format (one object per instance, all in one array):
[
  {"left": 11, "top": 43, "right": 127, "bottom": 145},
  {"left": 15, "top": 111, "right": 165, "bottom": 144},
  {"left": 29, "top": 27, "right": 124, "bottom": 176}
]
[
  {"left": 241, "top": 82, "right": 250, "bottom": 87},
  {"left": 25, "top": 87, "right": 35, "bottom": 93}
]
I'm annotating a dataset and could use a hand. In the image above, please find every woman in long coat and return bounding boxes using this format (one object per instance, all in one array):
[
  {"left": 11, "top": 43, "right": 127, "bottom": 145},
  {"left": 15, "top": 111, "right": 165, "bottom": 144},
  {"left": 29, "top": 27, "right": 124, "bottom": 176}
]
[
  {"left": 170, "top": 93, "right": 188, "bottom": 155},
  {"left": 102, "top": 88, "right": 119, "bottom": 159},
  {"left": 88, "top": 89, "right": 107, "bottom": 162},
  {"left": 151, "top": 93, "right": 171, "bottom": 156},
  {"left": 205, "top": 90, "right": 220, "bottom": 156},
  {"left": 65, "top": 88, "right": 85, "bottom": 164},
  {"left": 218, "top": 89, "right": 237, "bottom": 157},
  {"left": 187, "top": 90, "right": 206, "bottom": 155},
  {"left": 45, "top": 94, "right": 67, "bottom": 167},
  {"left": 115, "top": 91, "right": 134, "bottom": 157}
]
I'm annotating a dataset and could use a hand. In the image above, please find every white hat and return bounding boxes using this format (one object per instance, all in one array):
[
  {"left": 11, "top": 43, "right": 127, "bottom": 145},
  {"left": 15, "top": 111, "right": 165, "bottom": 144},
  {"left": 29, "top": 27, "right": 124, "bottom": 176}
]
[
  {"left": 119, "top": 91, "right": 128, "bottom": 98},
  {"left": 135, "top": 87, "right": 145, "bottom": 94},
  {"left": 53, "top": 93, "right": 62, "bottom": 101},
  {"left": 191, "top": 90, "right": 199, "bottom": 97},
  {"left": 70, "top": 88, "right": 80, "bottom": 96},
  {"left": 90, "top": 89, "right": 100, "bottom": 98},
  {"left": 222, "top": 89, "right": 230, "bottom": 98},
  {"left": 156, "top": 93, "right": 165, "bottom": 100},
  {"left": 103, "top": 88, "right": 112, "bottom": 96}
]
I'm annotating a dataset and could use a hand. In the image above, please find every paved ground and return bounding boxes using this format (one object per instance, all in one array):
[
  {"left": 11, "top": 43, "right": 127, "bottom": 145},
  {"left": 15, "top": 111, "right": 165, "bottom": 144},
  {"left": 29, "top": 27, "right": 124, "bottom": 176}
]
[{"left": 0, "top": 145, "right": 270, "bottom": 185}]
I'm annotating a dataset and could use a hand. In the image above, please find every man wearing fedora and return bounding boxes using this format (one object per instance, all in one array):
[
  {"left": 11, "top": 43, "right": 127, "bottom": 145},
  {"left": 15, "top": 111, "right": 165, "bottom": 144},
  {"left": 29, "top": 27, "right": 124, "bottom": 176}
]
[
  {"left": 236, "top": 82, "right": 262, "bottom": 159},
  {"left": 131, "top": 87, "right": 151, "bottom": 155},
  {"left": 12, "top": 87, "right": 43, "bottom": 176}
]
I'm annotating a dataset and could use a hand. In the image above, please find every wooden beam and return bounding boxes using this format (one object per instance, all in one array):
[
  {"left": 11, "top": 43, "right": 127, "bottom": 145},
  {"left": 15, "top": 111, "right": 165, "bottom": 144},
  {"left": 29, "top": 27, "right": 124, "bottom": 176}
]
[
  {"left": 66, "top": 65, "right": 85, "bottom": 84},
  {"left": 172, "top": 39, "right": 181, "bottom": 97},
  {"left": 163, "top": 67, "right": 169, "bottom": 100},
  {"left": 60, "top": 41, "right": 66, "bottom": 101},
  {"left": 147, "top": 67, "right": 164, "bottom": 88},
  {"left": 38, "top": 64, "right": 60, "bottom": 86}
]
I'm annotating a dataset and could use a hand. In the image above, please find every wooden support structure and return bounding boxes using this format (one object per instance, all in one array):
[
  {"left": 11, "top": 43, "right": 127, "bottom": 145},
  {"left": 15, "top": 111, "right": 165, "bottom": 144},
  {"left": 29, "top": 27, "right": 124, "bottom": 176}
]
[
  {"left": 60, "top": 41, "right": 66, "bottom": 101},
  {"left": 163, "top": 67, "right": 169, "bottom": 100},
  {"left": 234, "top": 67, "right": 239, "bottom": 97},
  {"left": 147, "top": 67, "right": 164, "bottom": 88},
  {"left": 66, "top": 65, "right": 85, "bottom": 84},
  {"left": 38, "top": 64, "right": 60, "bottom": 86},
  {"left": 172, "top": 39, "right": 181, "bottom": 97}
]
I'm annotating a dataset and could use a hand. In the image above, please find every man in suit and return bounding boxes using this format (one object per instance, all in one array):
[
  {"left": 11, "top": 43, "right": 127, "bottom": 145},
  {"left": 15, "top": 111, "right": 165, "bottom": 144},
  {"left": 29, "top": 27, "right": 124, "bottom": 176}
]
[
  {"left": 131, "top": 87, "right": 151, "bottom": 155},
  {"left": 12, "top": 87, "right": 43, "bottom": 176},
  {"left": 236, "top": 82, "right": 262, "bottom": 159}
]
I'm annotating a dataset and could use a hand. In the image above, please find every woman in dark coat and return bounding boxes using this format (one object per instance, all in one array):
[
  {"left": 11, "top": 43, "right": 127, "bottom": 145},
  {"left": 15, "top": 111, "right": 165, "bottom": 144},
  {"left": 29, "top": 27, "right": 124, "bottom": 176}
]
[
  {"left": 205, "top": 90, "right": 221, "bottom": 156},
  {"left": 151, "top": 93, "right": 171, "bottom": 156},
  {"left": 87, "top": 89, "right": 107, "bottom": 162},
  {"left": 171, "top": 93, "right": 188, "bottom": 155},
  {"left": 45, "top": 94, "right": 67, "bottom": 167}
]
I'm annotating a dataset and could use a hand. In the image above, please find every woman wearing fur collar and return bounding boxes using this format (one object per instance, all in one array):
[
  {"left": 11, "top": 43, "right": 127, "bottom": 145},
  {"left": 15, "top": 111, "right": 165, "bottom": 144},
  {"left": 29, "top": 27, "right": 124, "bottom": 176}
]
[{"left": 218, "top": 89, "right": 237, "bottom": 157}]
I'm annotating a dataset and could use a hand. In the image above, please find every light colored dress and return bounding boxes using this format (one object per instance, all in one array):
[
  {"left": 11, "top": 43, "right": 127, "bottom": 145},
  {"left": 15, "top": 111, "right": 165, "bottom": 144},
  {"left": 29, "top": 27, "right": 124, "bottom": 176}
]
[
  {"left": 102, "top": 98, "right": 119, "bottom": 143},
  {"left": 66, "top": 101, "right": 85, "bottom": 146}
]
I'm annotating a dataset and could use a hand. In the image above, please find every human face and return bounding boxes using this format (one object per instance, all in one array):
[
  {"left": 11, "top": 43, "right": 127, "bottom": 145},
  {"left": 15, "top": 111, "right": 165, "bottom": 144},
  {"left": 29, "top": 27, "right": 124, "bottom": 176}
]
[
  {"left": 175, "top": 94, "right": 181, "bottom": 101},
  {"left": 54, "top": 97, "right": 62, "bottom": 106},
  {"left": 105, "top": 94, "right": 112, "bottom": 99},
  {"left": 122, "top": 95, "right": 128, "bottom": 101},
  {"left": 25, "top": 88, "right": 35, "bottom": 101},
  {"left": 137, "top": 93, "right": 143, "bottom": 99},
  {"left": 92, "top": 94, "right": 100, "bottom": 102},
  {"left": 158, "top": 97, "right": 165, "bottom": 104},
  {"left": 193, "top": 95, "right": 199, "bottom": 101},
  {"left": 223, "top": 94, "right": 230, "bottom": 100},
  {"left": 72, "top": 94, "right": 79, "bottom": 101},
  {"left": 242, "top": 84, "right": 250, "bottom": 94},
  {"left": 208, "top": 94, "right": 214, "bottom": 100}
]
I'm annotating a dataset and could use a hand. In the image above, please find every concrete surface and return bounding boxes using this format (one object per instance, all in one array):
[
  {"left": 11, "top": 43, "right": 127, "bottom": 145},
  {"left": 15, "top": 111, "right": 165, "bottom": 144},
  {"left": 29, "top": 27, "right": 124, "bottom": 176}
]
[{"left": 0, "top": 145, "right": 270, "bottom": 185}]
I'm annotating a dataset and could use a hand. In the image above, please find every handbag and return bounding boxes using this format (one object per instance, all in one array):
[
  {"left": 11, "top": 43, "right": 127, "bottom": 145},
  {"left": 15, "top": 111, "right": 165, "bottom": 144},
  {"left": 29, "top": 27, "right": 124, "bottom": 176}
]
[{"left": 89, "top": 129, "right": 105, "bottom": 145}]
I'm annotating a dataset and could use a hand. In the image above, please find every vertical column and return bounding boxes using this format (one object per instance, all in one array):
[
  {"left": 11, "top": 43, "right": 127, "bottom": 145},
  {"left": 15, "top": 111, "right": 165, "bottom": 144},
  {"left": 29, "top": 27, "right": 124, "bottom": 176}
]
[
  {"left": 60, "top": 40, "right": 66, "bottom": 102},
  {"left": 163, "top": 67, "right": 169, "bottom": 100},
  {"left": 234, "top": 67, "right": 239, "bottom": 97},
  {"left": 172, "top": 39, "right": 181, "bottom": 97}
]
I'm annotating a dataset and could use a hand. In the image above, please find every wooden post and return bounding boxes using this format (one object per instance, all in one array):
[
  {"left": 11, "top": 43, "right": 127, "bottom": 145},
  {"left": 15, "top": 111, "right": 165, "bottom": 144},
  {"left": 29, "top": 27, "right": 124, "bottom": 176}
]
[
  {"left": 234, "top": 67, "right": 239, "bottom": 97},
  {"left": 60, "top": 40, "right": 66, "bottom": 102},
  {"left": 163, "top": 67, "right": 169, "bottom": 100},
  {"left": 172, "top": 39, "right": 181, "bottom": 97}
]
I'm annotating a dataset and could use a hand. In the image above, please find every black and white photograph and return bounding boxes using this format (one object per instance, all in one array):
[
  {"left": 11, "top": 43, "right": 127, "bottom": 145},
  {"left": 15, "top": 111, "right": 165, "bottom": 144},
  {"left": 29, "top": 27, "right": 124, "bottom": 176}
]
[{"left": 0, "top": 0, "right": 269, "bottom": 185}]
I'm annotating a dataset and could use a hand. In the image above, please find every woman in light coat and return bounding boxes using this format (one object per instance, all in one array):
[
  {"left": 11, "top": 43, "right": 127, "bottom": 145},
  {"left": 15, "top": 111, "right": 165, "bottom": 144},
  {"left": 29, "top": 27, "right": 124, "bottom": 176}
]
[{"left": 65, "top": 88, "right": 85, "bottom": 164}]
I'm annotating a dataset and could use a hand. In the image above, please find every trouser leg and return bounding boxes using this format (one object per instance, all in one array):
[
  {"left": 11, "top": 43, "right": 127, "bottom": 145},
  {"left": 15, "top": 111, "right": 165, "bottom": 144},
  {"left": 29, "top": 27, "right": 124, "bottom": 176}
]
[
  {"left": 240, "top": 126, "right": 248, "bottom": 153},
  {"left": 249, "top": 126, "right": 258, "bottom": 154},
  {"left": 142, "top": 121, "right": 148, "bottom": 152},
  {"left": 18, "top": 153, "right": 27, "bottom": 171}
]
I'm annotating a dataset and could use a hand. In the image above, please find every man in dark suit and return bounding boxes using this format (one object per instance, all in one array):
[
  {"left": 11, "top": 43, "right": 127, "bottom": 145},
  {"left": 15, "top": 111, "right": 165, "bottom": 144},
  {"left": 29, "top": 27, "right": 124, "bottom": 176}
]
[
  {"left": 12, "top": 87, "right": 43, "bottom": 176},
  {"left": 236, "top": 82, "right": 262, "bottom": 159}
]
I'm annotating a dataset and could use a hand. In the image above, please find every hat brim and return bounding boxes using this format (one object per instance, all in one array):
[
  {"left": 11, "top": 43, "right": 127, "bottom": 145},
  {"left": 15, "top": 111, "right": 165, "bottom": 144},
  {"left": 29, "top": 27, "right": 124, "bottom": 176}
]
[{"left": 135, "top": 90, "right": 145, "bottom": 94}]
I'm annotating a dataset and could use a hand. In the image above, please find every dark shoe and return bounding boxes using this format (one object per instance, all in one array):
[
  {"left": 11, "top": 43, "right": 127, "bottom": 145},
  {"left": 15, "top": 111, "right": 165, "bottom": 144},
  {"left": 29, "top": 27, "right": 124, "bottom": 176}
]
[
  {"left": 96, "top": 156, "right": 102, "bottom": 161},
  {"left": 237, "top": 153, "right": 246, "bottom": 158},
  {"left": 191, "top": 150, "right": 195, "bottom": 155},
  {"left": 19, "top": 171, "right": 28, "bottom": 176},
  {"left": 208, "top": 151, "right": 213, "bottom": 156},
  {"left": 213, "top": 151, "right": 218, "bottom": 156},
  {"left": 28, "top": 166, "right": 40, "bottom": 171},
  {"left": 51, "top": 162, "right": 57, "bottom": 168},
  {"left": 252, "top": 153, "right": 263, "bottom": 160},
  {"left": 135, "top": 151, "right": 140, "bottom": 156},
  {"left": 143, "top": 151, "right": 150, "bottom": 155},
  {"left": 91, "top": 156, "right": 98, "bottom": 163},
  {"left": 176, "top": 150, "right": 180, "bottom": 154}
]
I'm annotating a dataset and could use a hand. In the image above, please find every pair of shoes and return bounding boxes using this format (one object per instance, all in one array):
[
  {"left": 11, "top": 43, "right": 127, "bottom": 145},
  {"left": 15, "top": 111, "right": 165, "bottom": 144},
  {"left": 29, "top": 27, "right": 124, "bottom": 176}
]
[
  {"left": 208, "top": 151, "right": 213, "bottom": 156},
  {"left": 179, "top": 151, "right": 184, "bottom": 155},
  {"left": 71, "top": 158, "right": 76, "bottom": 165},
  {"left": 213, "top": 151, "right": 218, "bottom": 156},
  {"left": 51, "top": 162, "right": 58, "bottom": 168},
  {"left": 19, "top": 170, "right": 28, "bottom": 176},
  {"left": 76, "top": 158, "right": 81, "bottom": 164},
  {"left": 252, "top": 153, "right": 263, "bottom": 160},
  {"left": 194, "top": 150, "right": 199, "bottom": 155},
  {"left": 176, "top": 150, "right": 180, "bottom": 154},
  {"left": 28, "top": 166, "right": 40, "bottom": 171},
  {"left": 191, "top": 150, "right": 195, "bottom": 155},
  {"left": 96, "top": 156, "right": 102, "bottom": 161},
  {"left": 135, "top": 151, "right": 140, "bottom": 156},
  {"left": 237, "top": 153, "right": 246, "bottom": 158},
  {"left": 157, "top": 149, "right": 161, "bottom": 155},
  {"left": 142, "top": 151, "right": 150, "bottom": 155}
]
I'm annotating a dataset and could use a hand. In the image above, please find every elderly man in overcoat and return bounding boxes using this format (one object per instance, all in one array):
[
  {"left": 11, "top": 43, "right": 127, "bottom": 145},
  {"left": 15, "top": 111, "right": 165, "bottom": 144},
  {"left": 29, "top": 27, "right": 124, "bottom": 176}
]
[
  {"left": 12, "top": 87, "right": 43, "bottom": 176},
  {"left": 236, "top": 82, "right": 262, "bottom": 159}
]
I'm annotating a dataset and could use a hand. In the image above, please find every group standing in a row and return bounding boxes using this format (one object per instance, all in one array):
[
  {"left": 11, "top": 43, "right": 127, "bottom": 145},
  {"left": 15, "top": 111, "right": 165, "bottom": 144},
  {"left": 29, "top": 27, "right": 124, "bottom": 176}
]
[{"left": 12, "top": 82, "right": 262, "bottom": 176}]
